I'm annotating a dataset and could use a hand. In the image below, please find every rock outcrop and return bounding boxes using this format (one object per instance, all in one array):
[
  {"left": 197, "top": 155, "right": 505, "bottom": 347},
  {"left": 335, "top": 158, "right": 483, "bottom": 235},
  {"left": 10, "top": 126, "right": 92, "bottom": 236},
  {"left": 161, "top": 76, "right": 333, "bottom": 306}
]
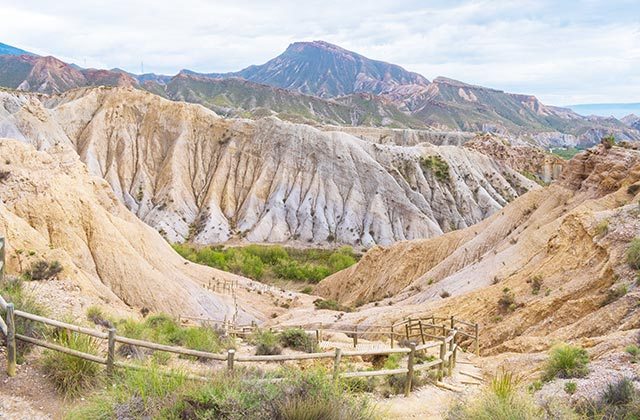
[
  {"left": 315, "top": 144, "right": 640, "bottom": 354},
  {"left": 0, "top": 139, "right": 269, "bottom": 322},
  {"left": 0, "top": 87, "right": 538, "bottom": 247}
]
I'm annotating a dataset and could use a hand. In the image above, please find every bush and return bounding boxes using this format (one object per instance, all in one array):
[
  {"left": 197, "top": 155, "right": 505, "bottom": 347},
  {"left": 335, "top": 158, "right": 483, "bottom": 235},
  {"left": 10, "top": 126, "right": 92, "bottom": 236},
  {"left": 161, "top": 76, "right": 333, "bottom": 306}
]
[
  {"left": 250, "top": 329, "right": 282, "bottom": 355},
  {"left": 564, "top": 381, "right": 577, "bottom": 395},
  {"left": 628, "top": 238, "right": 640, "bottom": 269},
  {"left": 42, "top": 331, "right": 101, "bottom": 397},
  {"left": 498, "top": 288, "right": 516, "bottom": 313},
  {"left": 601, "top": 134, "right": 616, "bottom": 149},
  {"left": 25, "top": 260, "right": 63, "bottom": 281},
  {"left": 602, "top": 285, "right": 628, "bottom": 306},
  {"left": 530, "top": 276, "right": 543, "bottom": 295},
  {"left": 313, "top": 298, "right": 351, "bottom": 312},
  {"left": 543, "top": 343, "right": 589, "bottom": 381},
  {"left": 280, "top": 328, "right": 318, "bottom": 353},
  {"left": 301, "top": 286, "right": 314, "bottom": 294},
  {"left": 447, "top": 370, "right": 541, "bottom": 419},
  {"left": 604, "top": 378, "right": 636, "bottom": 405},
  {"left": 626, "top": 344, "right": 640, "bottom": 363},
  {"left": 86, "top": 306, "right": 113, "bottom": 328},
  {"left": 68, "top": 367, "right": 379, "bottom": 420},
  {"left": 420, "top": 155, "right": 450, "bottom": 181},
  {"left": 0, "top": 276, "right": 47, "bottom": 362}
]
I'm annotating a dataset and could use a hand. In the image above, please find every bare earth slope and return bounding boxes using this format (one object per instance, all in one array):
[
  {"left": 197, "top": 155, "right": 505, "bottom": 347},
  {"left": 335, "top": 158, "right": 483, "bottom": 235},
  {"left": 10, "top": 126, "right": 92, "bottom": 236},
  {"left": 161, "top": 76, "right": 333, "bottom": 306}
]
[
  {"left": 0, "top": 139, "right": 268, "bottom": 322},
  {"left": 315, "top": 144, "right": 640, "bottom": 356},
  {"left": 0, "top": 86, "right": 538, "bottom": 247}
]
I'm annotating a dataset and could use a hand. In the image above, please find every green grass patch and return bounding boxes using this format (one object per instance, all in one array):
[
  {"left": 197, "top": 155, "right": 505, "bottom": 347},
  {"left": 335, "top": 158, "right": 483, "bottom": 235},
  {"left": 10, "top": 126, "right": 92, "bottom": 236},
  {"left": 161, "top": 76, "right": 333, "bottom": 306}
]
[
  {"left": 550, "top": 147, "right": 583, "bottom": 160},
  {"left": 543, "top": 343, "right": 589, "bottom": 381},
  {"left": 313, "top": 298, "right": 352, "bottom": 312},
  {"left": 627, "top": 238, "right": 640, "bottom": 269},
  {"left": 67, "top": 367, "right": 379, "bottom": 419},
  {"left": 172, "top": 244, "right": 358, "bottom": 284},
  {"left": 420, "top": 155, "right": 450, "bottom": 181},
  {"left": 279, "top": 327, "right": 318, "bottom": 353},
  {"left": 42, "top": 331, "right": 102, "bottom": 397}
]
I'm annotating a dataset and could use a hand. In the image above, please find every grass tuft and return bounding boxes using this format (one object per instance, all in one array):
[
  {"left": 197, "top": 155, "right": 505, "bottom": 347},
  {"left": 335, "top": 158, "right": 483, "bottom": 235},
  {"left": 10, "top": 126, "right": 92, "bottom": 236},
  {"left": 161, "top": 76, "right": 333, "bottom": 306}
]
[{"left": 543, "top": 343, "right": 589, "bottom": 381}]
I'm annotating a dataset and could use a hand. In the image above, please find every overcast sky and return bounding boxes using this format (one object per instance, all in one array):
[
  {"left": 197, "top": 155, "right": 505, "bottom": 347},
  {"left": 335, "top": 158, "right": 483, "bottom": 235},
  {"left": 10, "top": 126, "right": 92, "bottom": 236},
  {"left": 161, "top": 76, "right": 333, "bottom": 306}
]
[{"left": 0, "top": 0, "right": 638, "bottom": 105}]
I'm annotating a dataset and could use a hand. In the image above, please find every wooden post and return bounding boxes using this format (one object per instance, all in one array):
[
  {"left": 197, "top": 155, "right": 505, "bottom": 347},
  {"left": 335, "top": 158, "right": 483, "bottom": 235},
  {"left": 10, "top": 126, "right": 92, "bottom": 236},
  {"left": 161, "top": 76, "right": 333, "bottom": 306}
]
[
  {"left": 0, "top": 237, "right": 5, "bottom": 283},
  {"left": 6, "top": 303, "right": 16, "bottom": 377},
  {"left": 450, "top": 315, "right": 455, "bottom": 330},
  {"left": 452, "top": 344, "right": 458, "bottom": 370},
  {"left": 404, "top": 342, "right": 416, "bottom": 397},
  {"left": 405, "top": 322, "right": 410, "bottom": 341},
  {"left": 315, "top": 329, "right": 320, "bottom": 344},
  {"left": 227, "top": 349, "right": 235, "bottom": 372},
  {"left": 106, "top": 328, "right": 116, "bottom": 376},
  {"left": 390, "top": 324, "right": 394, "bottom": 349},
  {"left": 442, "top": 324, "right": 446, "bottom": 337},
  {"left": 418, "top": 320, "right": 425, "bottom": 345},
  {"left": 474, "top": 323, "right": 479, "bottom": 356},
  {"left": 438, "top": 337, "right": 446, "bottom": 380},
  {"left": 333, "top": 348, "right": 342, "bottom": 380},
  {"left": 448, "top": 333, "right": 455, "bottom": 377},
  {"left": 353, "top": 326, "right": 358, "bottom": 348}
]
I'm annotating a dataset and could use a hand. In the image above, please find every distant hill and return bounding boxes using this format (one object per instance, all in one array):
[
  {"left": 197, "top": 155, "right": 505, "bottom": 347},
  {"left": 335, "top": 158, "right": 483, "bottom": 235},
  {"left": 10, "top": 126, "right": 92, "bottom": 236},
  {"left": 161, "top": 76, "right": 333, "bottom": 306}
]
[
  {"left": 0, "top": 42, "right": 36, "bottom": 56},
  {"left": 567, "top": 103, "right": 640, "bottom": 119}
]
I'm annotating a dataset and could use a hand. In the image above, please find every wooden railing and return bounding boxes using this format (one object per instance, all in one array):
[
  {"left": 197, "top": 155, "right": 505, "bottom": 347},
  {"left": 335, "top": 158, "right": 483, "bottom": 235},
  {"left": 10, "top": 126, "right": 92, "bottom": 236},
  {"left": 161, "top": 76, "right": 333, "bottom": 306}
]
[{"left": 0, "top": 238, "right": 477, "bottom": 396}]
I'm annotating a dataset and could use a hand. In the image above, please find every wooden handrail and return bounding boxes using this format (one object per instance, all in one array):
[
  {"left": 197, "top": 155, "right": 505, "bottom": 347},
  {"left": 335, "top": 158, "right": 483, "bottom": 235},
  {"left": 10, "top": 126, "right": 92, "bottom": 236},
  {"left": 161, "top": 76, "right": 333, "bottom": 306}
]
[
  {"left": 15, "top": 310, "right": 109, "bottom": 339},
  {"left": 114, "top": 335, "right": 228, "bottom": 361},
  {"left": 16, "top": 334, "right": 107, "bottom": 364}
]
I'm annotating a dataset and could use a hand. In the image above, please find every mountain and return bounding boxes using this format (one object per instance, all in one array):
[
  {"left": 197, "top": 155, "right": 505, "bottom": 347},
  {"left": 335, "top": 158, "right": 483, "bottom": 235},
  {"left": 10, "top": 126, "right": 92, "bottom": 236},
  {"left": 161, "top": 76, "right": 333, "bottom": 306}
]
[
  {"left": 568, "top": 103, "right": 640, "bottom": 119},
  {"left": 0, "top": 40, "right": 637, "bottom": 146},
  {"left": 192, "top": 40, "right": 430, "bottom": 98},
  {"left": 0, "top": 42, "right": 36, "bottom": 56},
  {"left": 0, "top": 54, "right": 136, "bottom": 93},
  {"left": 146, "top": 72, "right": 428, "bottom": 128},
  {"left": 0, "top": 86, "right": 540, "bottom": 247},
  {"left": 622, "top": 114, "right": 640, "bottom": 131}
]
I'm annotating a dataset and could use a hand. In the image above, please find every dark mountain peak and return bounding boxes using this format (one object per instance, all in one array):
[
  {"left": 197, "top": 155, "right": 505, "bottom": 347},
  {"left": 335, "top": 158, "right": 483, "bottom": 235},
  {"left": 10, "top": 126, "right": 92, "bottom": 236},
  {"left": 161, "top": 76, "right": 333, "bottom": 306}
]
[{"left": 231, "top": 40, "right": 429, "bottom": 98}]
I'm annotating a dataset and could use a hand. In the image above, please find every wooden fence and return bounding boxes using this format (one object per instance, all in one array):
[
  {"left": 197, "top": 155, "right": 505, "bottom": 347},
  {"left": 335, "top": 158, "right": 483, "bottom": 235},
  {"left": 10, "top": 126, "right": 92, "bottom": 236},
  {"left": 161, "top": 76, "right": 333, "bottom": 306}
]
[{"left": 0, "top": 238, "right": 478, "bottom": 396}]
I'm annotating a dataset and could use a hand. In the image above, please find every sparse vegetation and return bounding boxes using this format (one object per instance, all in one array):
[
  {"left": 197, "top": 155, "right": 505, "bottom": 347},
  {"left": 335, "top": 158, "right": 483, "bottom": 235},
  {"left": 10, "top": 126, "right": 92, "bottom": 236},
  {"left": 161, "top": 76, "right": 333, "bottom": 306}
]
[
  {"left": 0, "top": 170, "right": 10, "bottom": 182},
  {"left": 172, "top": 244, "right": 358, "bottom": 284},
  {"left": 550, "top": 147, "right": 583, "bottom": 160},
  {"left": 498, "top": 287, "right": 516, "bottom": 313},
  {"left": 0, "top": 275, "right": 47, "bottom": 362},
  {"left": 595, "top": 219, "right": 609, "bottom": 237},
  {"left": 313, "top": 298, "right": 352, "bottom": 312},
  {"left": 280, "top": 327, "right": 318, "bottom": 353},
  {"left": 420, "top": 155, "right": 450, "bottom": 181},
  {"left": 601, "top": 134, "right": 616, "bottom": 149},
  {"left": 627, "top": 238, "right": 640, "bottom": 269},
  {"left": 68, "top": 367, "right": 379, "bottom": 419},
  {"left": 602, "top": 284, "right": 628, "bottom": 306},
  {"left": 249, "top": 329, "right": 282, "bottom": 355},
  {"left": 564, "top": 381, "right": 577, "bottom": 395},
  {"left": 543, "top": 343, "right": 589, "bottom": 381},
  {"left": 625, "top": 344, "right": 640, "bottom": 363},
  {"left": 42, "top": 330, "right": 102, "bottom": 397},
  {"left": 603, "top": 378, "right": 636, "bottom": 405},
  {"left": 529, "top": 275, "right": 543, "bottom": 295},
  {"left": 447, "top": 370, "right": 541, "bottom": 419},
  {"left": 24, "top": 260, "right": 63, "bottom": 281},
  {"left": 440, "top": 290, "right": 451, "bottom": 298}
]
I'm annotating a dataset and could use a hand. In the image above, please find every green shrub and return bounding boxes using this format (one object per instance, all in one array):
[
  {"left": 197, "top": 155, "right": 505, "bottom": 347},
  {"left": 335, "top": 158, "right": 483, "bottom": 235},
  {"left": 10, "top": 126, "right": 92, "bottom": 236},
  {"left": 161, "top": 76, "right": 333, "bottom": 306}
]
[
  {"left": 280, "top": 328, "right": 318, "bottom": 353},
  {"left": 250, "top": 329, "right": 282, "bottom": 355},
  {"left": 0, "top": 276, "right": 47, "bottom": 362},
  {"left": 42, "top": 331, "right": 101, "bottom": 397},
  {"left": 68, "top": 367, "right": 379, "bottom": 420},
  {"left": 25, "top": 260, "right": 63, "bottom": 281},
  {"left": 383, "top": 353, "right": 403, "bottom": 370},
  {"left": 301, "top": 286, "right": 314, "bottom": 294},
  {"left": 601, "top": 134, "right": 616, "bottom": 149},
  {"left": 595, "top": 219, "right": 609, "bottom": 236},
  {"left": 543, "top": 343, "right": 589, "bottom": 381},
  {"left": 602, "top": 285, "right": 628, "bottom": 306},
  {"left": 420, "top": 155, "right": 450, "bottom": 181},
  {"left": 626, "top": 344, "right": 640, "bottom": 363},
  {"left": 313, "top": 298, "right": 351, "bottom": 312},
  {"left": 529, "top": 276, "right": 543, "bottom": 295},
  {"left": 604, "top": 378, "right": 636, "bottom": 405},
  {"left": 498, "top": 288, "right": 516, "bottom": 313},
  {"left": 628, "top": 239, "right": 640, "bottom": 269},
  {"left": 447, "top": 370, "right": 541, "bottom": 419},
  {"left": 564, "top": 381, "right": 577, "bottom": 395}
]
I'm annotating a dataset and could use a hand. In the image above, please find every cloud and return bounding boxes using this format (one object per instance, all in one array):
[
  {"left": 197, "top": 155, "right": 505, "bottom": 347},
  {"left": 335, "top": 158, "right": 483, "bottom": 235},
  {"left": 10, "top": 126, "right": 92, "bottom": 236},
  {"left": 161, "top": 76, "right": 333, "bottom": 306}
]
[{"left": 0, "top": 0, "right": 637, "bottom": 104}]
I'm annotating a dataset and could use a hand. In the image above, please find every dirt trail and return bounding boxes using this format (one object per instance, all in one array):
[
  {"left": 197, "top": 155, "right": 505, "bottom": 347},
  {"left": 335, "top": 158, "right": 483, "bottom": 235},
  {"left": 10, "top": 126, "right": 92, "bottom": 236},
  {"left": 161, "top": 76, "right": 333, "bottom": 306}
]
[
  {"left": 0, "top": 350, "right": 65, "bottom": 419},
  {"left": 378, "top": 351, "right": 484, "bottom": 419}
]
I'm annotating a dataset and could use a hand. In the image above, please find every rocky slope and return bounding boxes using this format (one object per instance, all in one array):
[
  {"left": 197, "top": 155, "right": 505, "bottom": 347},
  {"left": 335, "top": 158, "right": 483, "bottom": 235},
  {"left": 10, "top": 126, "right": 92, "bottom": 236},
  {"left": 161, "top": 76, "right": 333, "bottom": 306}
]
[
  {"left": 314, "top": 143, "right": 640, "bottom": 356},
  {"left": 0, "top": 86, "right": 537, "bottom": 247},
  {"left": 146, "top": 73, "right": 427, "bottom": 128},
  {"left": 0, "top": 139, "right": 273, "bottom": 322}
]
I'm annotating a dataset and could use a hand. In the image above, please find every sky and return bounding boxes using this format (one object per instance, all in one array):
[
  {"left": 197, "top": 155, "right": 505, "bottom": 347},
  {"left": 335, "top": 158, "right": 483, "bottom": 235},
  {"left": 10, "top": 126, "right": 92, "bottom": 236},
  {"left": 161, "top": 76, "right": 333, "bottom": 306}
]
[{"left": 0, "top": 0, "right": 638, "bottom": 106}]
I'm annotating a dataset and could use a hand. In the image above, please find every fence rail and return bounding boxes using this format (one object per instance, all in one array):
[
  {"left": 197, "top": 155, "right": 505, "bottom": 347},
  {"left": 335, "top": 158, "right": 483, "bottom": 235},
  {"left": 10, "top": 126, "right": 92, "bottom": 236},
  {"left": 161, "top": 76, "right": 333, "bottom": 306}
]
[{"left": 0, "top": 237, "right": 480, "bottom": 396}]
